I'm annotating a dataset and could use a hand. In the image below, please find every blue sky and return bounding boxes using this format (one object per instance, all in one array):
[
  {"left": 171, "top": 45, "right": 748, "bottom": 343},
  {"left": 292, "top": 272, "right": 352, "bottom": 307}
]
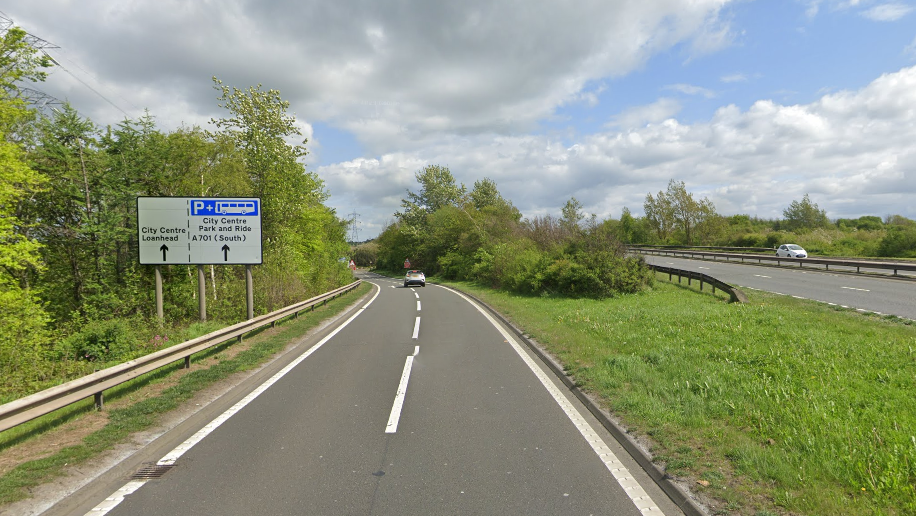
[{"left": 8, "top": 0, "right": 916, "bottom": 238}]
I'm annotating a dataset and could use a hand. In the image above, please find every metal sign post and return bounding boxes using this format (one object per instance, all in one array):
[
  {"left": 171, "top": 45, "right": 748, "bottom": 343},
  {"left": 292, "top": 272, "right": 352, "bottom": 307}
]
[{"left": 137, "top": 197, "right": 263, "bottom": 322}]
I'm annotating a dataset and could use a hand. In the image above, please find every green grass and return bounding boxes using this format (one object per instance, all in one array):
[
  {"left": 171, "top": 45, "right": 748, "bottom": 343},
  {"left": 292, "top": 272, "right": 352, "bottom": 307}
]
[
  {"left": 442, "top": 279, "right": 916, "bottom": 515},
  {"left": 0, "top": 282, "right": 372, "bottom": 507}
]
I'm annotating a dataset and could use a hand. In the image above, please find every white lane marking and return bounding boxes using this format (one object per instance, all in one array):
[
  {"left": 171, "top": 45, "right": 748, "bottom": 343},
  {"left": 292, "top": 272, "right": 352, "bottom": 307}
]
[
  {"left": 698, "top": 267, "right": 710, "bottom": 270},
  {"left": 841, "top": 286, "right": 870, "bottom": 292},
  {"left": 385, "top": 355, "right": 415, "bottom": 433},
  {"left": 412, "top": 317, "right": 421, "bottom": 339},
  {"left": 753, "top": 274, "right": 771, "bottom": 278},
  {"left": 446, "top": 288, "right": 664, "bottom": 515},
  {"left": 417, "top": 301, "right": 422, "bottom": 311},
  {"left": 86, "top": 481, "right": 145, "bottom": 514},
  {"left": 86, "top": 284, "right": 383, "bottom": 516},
  {"left": 414, "top": 346, "right": 419, "bottom": 356},
  {"left": 414, "top": 292, "right": 419, "bottom": 299}
]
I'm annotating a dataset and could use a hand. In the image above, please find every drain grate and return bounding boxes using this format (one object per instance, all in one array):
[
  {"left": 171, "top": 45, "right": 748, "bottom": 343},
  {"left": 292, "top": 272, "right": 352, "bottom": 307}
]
[{"left": 131, "top": 463, "right": 174, "bottom": 480}]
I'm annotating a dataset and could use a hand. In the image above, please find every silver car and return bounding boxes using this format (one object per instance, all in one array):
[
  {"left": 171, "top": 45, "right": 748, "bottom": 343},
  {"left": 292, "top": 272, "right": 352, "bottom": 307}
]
[
  {"left": 404, "top": 270, "right": 426, "bottom": 287},
  {"left": 776, "top": 244, "right": 807, "bottom": 258}
]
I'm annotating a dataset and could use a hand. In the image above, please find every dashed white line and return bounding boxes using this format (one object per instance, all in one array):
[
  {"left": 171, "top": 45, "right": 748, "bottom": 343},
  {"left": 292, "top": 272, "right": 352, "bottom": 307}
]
[
  {"left": 385, "top": 350, "right": 417, "bottom": 433},
  {"left": 841, "top": 286, "right": 870, "bottom": 292},
  {"left": 412, "top": 316, "right": 421, "bottom": 339},
  {"left": 417, "top": 301, "right": 421, "bottom": 311},
  {"left": 753, "top": 274, "right": 771, "bottom": 278}
]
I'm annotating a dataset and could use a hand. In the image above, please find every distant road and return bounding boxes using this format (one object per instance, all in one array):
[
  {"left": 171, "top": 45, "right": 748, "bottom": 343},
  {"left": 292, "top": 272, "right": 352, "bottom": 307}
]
[
  {"left": 47, "top": 272, "right": 683, "bottom": 516},
  {"left": 643, "top": 255, "right": 916, "bottom": 320}
]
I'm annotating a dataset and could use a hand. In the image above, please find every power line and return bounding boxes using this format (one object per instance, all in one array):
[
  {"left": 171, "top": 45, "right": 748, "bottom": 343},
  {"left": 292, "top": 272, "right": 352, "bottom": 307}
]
[
  {"left": 347, "top": 211, "right": 362, "bottom": 242},
  {"left": 0, "top": 11, "right": 135, "bottom": 119}
]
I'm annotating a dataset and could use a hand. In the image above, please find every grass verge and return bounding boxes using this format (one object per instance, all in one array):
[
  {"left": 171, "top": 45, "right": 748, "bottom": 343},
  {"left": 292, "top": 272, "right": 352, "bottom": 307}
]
[
  {"left": 440, "top": 278, "right": 916, "bottom": 516},
  {"left": 0, "top": 282, "right": 372, "bottom": 508}
]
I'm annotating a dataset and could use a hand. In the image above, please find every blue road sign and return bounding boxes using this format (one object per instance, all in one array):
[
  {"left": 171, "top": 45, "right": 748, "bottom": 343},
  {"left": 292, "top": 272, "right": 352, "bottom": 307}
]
[{"left": 191, "top": 199, "right": 260, "bottom": 217}]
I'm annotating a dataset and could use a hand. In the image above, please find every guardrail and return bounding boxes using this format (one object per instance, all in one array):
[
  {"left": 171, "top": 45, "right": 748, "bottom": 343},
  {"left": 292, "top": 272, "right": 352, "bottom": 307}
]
[
  {"left": 647, "top": 264, "right": 748, "bottom": 303},
  {"left": 633, "top": 248, "right": 916, "bottom": 277},
  {"left": 629, "top": 244, "right": 774, "bottom": 253},
  {"left": 0, "top": 280, "right": 363, "bottom": 434}
]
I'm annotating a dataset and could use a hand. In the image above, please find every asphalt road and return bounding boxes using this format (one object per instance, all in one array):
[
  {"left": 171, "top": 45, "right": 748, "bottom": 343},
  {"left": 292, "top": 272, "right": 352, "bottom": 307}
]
[
  {"left": 47, "top": 272, "right": 683, "bottom": 516},
  {"left": 643, "top": 255, "right": 916, "bottom": 320}
]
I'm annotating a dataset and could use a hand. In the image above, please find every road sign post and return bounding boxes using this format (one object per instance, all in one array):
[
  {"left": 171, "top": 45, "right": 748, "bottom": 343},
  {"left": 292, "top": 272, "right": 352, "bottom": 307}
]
[{"left": 138, "top": 197, "right": 263, "bottom": 321}]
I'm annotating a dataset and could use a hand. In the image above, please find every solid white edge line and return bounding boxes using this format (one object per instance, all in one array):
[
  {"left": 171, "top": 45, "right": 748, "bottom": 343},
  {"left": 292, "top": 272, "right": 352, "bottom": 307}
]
[
  {"left": 385, "top": 355, "right": 415, "bottom": 433},
  {"left": 445, "top": 287, "right": 665, "bottom": 516},
  {"left": 85, "top": 282, "right": 382, "bottom": 516},
  {"left": 412, "top": 316, "right": 421, "bottom": 339}
]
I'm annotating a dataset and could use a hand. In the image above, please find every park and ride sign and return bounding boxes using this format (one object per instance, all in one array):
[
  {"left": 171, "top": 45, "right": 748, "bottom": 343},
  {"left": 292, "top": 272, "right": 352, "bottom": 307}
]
[{"left": 137, "top": 197, "right": 262, "bottom": 265}]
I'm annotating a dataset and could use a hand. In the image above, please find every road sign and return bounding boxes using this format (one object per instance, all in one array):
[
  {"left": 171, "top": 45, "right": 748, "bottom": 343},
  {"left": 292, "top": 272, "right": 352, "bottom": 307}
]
[
  {"left": 404, "top": 259, "right": 411, "bottom": 269},
  {"left": 137, "top": 197, "right": 262, "bottom": 264}
]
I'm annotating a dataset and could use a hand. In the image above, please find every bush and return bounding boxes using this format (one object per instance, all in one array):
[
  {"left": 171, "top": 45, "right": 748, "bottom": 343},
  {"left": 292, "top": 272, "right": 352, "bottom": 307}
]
[
  {"left": 58, "top": 318, "right": 141, "bottom": 362},
  {"left": 878, "top": 227, "right": 916, "bottom": 258}
]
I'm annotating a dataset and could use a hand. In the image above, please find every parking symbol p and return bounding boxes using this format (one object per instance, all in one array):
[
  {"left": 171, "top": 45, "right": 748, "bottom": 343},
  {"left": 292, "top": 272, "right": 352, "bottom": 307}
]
[{"left": 192, "top": 201, "right": 205, "bottom": 214}]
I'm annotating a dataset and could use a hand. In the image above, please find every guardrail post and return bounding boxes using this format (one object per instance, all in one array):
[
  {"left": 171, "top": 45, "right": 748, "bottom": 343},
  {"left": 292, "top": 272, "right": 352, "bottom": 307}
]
[
  {"left": 184, "top": 356, "right": 190, "bottom": 369},
  {"left": 95, "top": 392, "right": 103, "bottom": 410}
]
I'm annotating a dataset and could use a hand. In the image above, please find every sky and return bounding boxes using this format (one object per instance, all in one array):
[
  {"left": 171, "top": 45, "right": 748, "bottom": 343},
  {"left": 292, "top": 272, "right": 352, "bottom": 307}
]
[{"left": 5, "top": 0, "right": 916, "bottom": 240}]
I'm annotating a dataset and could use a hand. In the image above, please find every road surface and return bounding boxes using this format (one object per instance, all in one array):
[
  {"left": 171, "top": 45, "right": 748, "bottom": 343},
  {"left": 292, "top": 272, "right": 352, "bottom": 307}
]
[{"left": 43, "top": 272, "right": 683, "bottom": 516}]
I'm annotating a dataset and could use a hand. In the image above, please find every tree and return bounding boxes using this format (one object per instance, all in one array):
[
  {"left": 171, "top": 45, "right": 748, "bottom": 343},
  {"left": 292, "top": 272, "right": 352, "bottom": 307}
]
[
  {"left": 469, "top": 177, "right": 505, "bottom": 210},
  {"left": 0, "top": 23, "right": 53, "bottom": 386},
  {"left": 644, "top": 180, "right": 718, "bottom": 245},
  {"left": 644, "top": 188, "right": 675, "bottom": 242},
  {"left": 396, "top": 164, "right": 466, "bottom": 232},
  {"left": 560, "top": 197, "right": 584, "bottom": 237},
  {"left": 210, "top": 77, "right": 321, "bottom": 245},
  {"left": 782, "top": 194, "right": 829, "bottom": 232}
]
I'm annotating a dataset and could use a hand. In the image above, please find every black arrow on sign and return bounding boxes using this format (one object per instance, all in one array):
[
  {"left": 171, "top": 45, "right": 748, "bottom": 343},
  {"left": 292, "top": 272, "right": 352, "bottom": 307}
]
[
  {"left": 222, "top": 244, "right": 230, "bottom": 262},
  {"left": 160, "top": 244, "right": 169, "bottom": 261}
]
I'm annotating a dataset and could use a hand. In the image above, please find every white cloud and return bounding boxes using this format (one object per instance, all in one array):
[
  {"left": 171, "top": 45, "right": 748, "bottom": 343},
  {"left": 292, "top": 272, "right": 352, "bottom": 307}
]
[
  {"left": 861, "top": 3, "right": 914, "bottom": 21},
  {"left": 720, "top": 73, "right": 748, "bottom": 83},
  {"left": 323, "top": 65, "right": 916, "bottom": 235},
  {"left": 11, "top": 0, "right": 737, "bottom": 153},
  {"left": 664, "top": 83, "right": 717, "bottom": 98},
  {"left": 907, "top": 35, "right": 916, "bottom": 58},
  {"left": 607, "top": 98, "right": 682, "bottom": 129}
]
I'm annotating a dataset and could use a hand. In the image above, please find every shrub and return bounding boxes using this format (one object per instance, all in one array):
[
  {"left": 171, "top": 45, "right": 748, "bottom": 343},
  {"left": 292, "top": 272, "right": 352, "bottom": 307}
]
[
  {"left": 57, "top": 318, "right": 141, "bottom": 362},
  {"left": 878, "top": 226, "right": 916, "bottom": 258}
]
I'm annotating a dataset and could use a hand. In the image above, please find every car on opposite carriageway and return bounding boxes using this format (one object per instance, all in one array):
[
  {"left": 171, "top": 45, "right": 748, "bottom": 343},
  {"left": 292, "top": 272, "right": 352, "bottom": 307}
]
[{"left": 776, "top": 244, "right": 807, "bottom": 258}]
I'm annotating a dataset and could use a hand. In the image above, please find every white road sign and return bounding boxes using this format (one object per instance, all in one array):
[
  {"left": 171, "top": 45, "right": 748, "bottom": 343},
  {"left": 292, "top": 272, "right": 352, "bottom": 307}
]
[{"left": 137, "top": 197, "right": 262, "bottom": 265}]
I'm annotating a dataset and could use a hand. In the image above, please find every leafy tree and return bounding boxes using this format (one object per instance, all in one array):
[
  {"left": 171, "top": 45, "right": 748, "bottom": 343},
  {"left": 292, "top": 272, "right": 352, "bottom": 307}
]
[
  {"left": 210, "top": 77, "right": 349, "bottom": 308},
  {"left": 644, "top": 188, "right": 675, "bottom": 242},
  {"left": 210, "top": 77, "right": 319, "bottom": 244},
  {"left": 560, "top": 197, "right": 584, "bottom": 238},
  {"left": 0, "top": 22, "right": 54, "bottom": 387},
  {"left": 783, "top": 194, "right": 829, "bottom": 232},
  {"left": 645, "top": 180, "right": 718, "bottom": 245},
  {"left": 469, "top": 177, "right": 507, "bottom": 210},
  {"left": 396, "top": 164, "right": 466, "bottom": 232}
]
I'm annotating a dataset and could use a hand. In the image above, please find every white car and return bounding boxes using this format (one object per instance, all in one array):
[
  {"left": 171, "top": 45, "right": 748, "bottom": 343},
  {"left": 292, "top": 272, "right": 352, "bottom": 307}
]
[
  {"left": 776, "top": 244, "right": 807, "bottom": 258},
  {"left": 404, "top": 270, "right": 426, "bottom": 287}
]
